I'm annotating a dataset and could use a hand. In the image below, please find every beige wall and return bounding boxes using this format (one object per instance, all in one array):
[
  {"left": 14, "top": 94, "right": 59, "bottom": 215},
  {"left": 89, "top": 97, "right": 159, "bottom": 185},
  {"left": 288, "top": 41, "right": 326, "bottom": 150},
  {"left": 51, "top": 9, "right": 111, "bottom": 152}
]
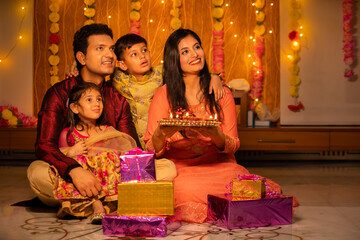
[{"left": 0, "top": 0, "right": 34, "bottom": 116}]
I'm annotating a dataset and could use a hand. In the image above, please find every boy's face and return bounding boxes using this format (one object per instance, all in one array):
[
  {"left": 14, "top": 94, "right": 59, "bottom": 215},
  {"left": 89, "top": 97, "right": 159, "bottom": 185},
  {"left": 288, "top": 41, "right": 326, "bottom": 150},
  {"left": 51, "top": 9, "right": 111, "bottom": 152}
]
[
  {"left": 77, "top": 34, "right": 116, "bottom": 79},
  {"left": 117, "top": 42, "right": 151, "bottom": 78}
]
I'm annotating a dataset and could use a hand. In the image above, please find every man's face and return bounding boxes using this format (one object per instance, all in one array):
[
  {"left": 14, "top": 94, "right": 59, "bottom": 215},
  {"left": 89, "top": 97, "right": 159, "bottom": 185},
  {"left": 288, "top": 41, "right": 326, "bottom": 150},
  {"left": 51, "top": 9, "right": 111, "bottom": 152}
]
[
  {"left": 79, "top": 34, "right": 116, "bottom": 78},
  {"left": 117, "top": 42, "right": 151, "bottom": 79}
]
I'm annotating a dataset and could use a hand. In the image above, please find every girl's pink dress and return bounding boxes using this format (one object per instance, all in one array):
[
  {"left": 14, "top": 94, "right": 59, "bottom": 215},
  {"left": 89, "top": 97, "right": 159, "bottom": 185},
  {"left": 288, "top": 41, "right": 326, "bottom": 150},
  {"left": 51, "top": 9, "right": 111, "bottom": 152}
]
[
  {"left": 144, "top": 86, "right": 281, "bottom": 223},
  {"left": 52, "top": 125, "right": 136, "bottom": 218}
]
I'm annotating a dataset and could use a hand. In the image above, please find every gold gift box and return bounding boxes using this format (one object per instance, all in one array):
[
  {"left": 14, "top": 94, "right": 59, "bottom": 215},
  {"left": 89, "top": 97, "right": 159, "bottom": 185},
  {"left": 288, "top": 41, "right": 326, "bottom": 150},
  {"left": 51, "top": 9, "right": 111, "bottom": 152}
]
[
  {"left": 117, "top": 182, "right": 174, "bottom": 216},
  {"left": 231, "top": 179, "right": 265, "bottom": 199}
]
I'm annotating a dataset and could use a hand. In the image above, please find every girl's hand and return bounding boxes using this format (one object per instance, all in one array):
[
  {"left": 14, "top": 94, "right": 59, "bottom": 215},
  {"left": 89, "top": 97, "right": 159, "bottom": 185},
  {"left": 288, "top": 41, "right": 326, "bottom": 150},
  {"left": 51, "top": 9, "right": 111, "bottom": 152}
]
[
  {"left": 152, "top": 125, "right": 183, "bottom": 154},
  {"left": 67, "top": 140, "right": 87, "bottom": 157},
  {"left": 209, "top": 74, "right": 226, "bottom": 101},
  {"left": 187, "top": 126, "right": 225, "bottom": 151}
]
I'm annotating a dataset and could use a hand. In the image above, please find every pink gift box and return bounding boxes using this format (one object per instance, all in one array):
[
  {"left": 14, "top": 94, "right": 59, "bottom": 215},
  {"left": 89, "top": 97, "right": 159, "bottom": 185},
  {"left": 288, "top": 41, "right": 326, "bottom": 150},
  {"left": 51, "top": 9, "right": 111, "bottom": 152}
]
[
  {"left": 102, "top": 214, "right": 181, "bottom": 237},
  {"left": 207, "top": 194, "right": 293, "bottom": 229},
  {"left": 120, "top": 148, "right": 156, "bottom": 182}
]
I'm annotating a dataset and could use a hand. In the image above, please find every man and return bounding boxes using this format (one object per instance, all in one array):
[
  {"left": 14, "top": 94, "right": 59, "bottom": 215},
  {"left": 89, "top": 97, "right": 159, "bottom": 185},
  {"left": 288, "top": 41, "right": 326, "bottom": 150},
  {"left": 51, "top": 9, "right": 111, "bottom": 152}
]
[{"left": 27, "top": 23, "right": 141, "bottom": 207}]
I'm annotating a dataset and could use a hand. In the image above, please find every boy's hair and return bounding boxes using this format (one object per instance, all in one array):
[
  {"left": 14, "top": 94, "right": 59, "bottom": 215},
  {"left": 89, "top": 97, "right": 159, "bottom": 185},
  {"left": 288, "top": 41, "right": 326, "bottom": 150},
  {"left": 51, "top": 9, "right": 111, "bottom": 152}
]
[
  {"left": 73, "top": 23, "right": 113, "bottom": 71},
  {"left": 114, "top": 33, "right": 147, "bottom": 60},
  {"left": 66, "top": 82, "right": 107, "bottom": 144}
]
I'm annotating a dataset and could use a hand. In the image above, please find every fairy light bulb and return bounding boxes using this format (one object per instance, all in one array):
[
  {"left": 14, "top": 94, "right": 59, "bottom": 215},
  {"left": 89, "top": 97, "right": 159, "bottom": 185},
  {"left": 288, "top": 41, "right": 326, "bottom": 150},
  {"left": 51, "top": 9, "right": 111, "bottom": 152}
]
[
  {"left": 248, "top": 54, "right": 252, "bottom": 58},
  {"left": 250, "top": 36, "right": 253, "bottom": 40},
  {"left": 234, "top": 34, "right": 238, "bottom": 38},
  {"left": 84, "top": 7, "right": 87, "bottom": 10},
  {"left": 287, "top": 54, "right": 294, "bottom": 62},
  {"left": 150, "top": 19, "right": 153, "bottom": 23},
  {"left": 230, "top": 21, "right": 233, "bottom": 24},
  {"left": 18, "top": 35, "right": 23, "bottom": 40},
  {"left": 269, "top": 30, "right": 273, "bottom": 34},
  {"left": 108, "top": 15, "right": 111, "bottom": 19},
  {"left": 225, "top": 4, "right": 229, "bottom": 7}
]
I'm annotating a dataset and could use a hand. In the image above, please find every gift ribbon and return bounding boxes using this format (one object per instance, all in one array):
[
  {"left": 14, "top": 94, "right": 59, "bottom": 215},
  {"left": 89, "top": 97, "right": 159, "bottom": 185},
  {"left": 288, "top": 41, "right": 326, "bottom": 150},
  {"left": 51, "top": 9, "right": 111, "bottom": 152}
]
[{"left": 226, "top": 174, "right": 282, "bottom": 198}]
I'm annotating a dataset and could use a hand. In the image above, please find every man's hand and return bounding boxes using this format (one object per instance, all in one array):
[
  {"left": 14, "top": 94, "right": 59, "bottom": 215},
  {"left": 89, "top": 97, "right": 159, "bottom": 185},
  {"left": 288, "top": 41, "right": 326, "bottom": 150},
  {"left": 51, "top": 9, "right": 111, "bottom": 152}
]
[{"left": 69, "top": 167, "right": 102, "bottom": 197}]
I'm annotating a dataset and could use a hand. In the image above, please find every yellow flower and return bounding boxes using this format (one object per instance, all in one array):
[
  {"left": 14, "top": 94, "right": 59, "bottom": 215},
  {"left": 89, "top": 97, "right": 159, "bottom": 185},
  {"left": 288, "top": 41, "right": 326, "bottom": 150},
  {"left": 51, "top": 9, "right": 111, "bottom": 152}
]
[
  {"left": 289, "top": 86, "right": 299, "bottom": 97},
  {"left": 84, "top": 19, "right": 95, "bottom": 25},
  {"left": 288, "top": 75, "right": 301, "bottom": 86},
  {"left": 50, "top": 76, "right": 60, "bottom": 86},
  {"left": 212, "top": 7, "right": 224, "bottom": 19},
  {"left": 131, "top": 1, "right": 141, "bottom": 10},
  {"left": 289, "top": 64, "right": 300, "bottom": 75},
  {"left": 170, "top": 8, "right": 179, "bottom": 18},
  {"left": 49, "top": 3, "right": 60, "bottom": 12},
  {"left": 1, "top": 109, "right": 13, "bottom": 120},
  {"left": 170, "top": 17, "right": 182, "bottom": 30},
  {"left": 173, "top": 0, "right": 181, "bottom": 8},
  {"left": 49, "top": 44, "right": 59, "bottom": 54},
  {"left": 255, "top": 0, "right": 265, "bottom": 9},
  {"left": 49, "top": 55, "right": 60, "bottom": 66},
  {"left": 50, "top": 66, "right": 59, "bottom": 76},
  {"left": 49, "top": 12, "right": 60, "bottom": 23},
  {"left": 212, "top": 0, "right": 223, "bottom": 6},
  {"left": 214, "top": 21, "right": 223, "bottom": 31},
  {"left": 129, "top": 11, "right": 140, "bottom": 21},
  {"left": 254, "top": 24, "right": 265, "bottom": 36},
  {"left": 84, "top": 0, "right": 95, "bottom": 5},
  {"left": 8, "top": 116, "right": 19, "bottom": 126},
  {"left": 50, "top": 23, "right": 59, "bottom": 33},
  {"left": 84, "top": 8, "right": 95, "bottom": 18},
  {"left": 256, "top": 11, "right": 265, "bottom": 22}
]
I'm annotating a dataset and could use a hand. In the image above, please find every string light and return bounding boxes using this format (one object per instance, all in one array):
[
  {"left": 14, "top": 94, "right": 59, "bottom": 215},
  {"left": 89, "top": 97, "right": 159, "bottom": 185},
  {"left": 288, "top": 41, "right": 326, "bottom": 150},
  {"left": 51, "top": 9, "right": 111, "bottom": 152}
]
[
  {"left": 248, "top": 54, "right": 252, "bottom": 58},
  {"left": 108, "top": 15, "right": 111, "bottom": 19},
  {"left": 150, "top": 19, "right": 153, "bottom": 23},
  {"left": 225, "top": 4, "right": 229, "bottom": 7},
  {"left": 234, "top": 34, "right": 238, "bottom": 37},
  {"left": 0, "top": 5, "right": 28, "bottom": 64},
  {"left": 269, "top": 30, "right": 273, "bottom": 34}
]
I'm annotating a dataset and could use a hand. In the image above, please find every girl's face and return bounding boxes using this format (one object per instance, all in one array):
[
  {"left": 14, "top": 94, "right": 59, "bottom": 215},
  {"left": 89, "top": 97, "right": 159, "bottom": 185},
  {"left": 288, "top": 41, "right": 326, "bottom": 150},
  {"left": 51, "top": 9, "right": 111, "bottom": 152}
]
[
  {"left": 178, "top": 35, "right": 205, "bottom": 75},
  {"left": 71, "top": 88, "right": 103, "bottom": 123}
]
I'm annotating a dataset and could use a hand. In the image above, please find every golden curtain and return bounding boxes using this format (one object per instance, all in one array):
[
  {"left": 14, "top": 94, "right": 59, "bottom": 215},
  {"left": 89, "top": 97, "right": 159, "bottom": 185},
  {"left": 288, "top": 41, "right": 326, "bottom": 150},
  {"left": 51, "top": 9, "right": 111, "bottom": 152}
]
[{"left": 33, "top": 0, "right": 279, "bottom": 114}]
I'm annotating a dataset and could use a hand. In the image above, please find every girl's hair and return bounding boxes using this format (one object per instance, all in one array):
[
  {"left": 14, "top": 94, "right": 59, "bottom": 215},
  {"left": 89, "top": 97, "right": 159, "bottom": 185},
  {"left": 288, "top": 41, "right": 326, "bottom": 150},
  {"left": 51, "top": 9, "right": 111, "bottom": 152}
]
[
  {"left": 66, "top": 82, "right": 107, "bottom": 143},
  {"left": 163, "top": 28, "right": 222, "bottom": 119}
]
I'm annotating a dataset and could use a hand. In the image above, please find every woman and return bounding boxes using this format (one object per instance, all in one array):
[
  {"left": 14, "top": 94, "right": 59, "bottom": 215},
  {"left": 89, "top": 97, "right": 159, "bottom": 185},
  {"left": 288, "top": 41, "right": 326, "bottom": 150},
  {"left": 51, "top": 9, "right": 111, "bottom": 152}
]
[{"left": 144, "top": 29, "right": 282, "bottom": 223}]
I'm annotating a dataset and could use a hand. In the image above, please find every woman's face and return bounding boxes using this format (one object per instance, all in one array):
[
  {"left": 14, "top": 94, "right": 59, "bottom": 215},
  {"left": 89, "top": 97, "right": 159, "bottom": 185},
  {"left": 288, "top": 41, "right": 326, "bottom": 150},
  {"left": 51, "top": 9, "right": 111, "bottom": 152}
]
[{"left": 178, "top": 35, "right": 205, "bottom": 75}]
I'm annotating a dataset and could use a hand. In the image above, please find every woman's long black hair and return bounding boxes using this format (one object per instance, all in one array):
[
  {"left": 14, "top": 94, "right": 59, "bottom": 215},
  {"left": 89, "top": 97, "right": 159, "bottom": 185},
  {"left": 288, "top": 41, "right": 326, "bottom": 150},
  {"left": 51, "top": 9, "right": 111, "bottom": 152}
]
[
  {"left": 163, "top": 29, "right": 222, "bottom": 119},
  {"left": 66, "top": 82, "right": 107, "bottom": 144}
]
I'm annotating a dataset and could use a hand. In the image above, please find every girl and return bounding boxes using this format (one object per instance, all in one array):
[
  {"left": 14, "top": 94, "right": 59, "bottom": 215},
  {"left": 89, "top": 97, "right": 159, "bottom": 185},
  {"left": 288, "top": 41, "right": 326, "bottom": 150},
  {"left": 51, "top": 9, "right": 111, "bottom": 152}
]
[
  {"left": 52, "top": 82, "right": 137, "bottom": 224},
  {"left": 144, "top": 29, "right": 283, "bottom": 223}
]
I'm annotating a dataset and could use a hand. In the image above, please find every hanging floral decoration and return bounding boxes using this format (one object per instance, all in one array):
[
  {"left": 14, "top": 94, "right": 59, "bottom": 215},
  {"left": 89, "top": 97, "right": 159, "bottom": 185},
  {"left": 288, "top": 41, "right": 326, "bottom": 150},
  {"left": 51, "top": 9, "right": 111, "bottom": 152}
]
[
  {"left": 212, "top": 0, "right": 225, "bottom": 79},
  {"left": 287, "top": 0, "right": 304, "bottom": 112},
  {"left": 170, "top": 0, "right": 182, "bottom": 30},
  {"left": 0, "top": 105, "right": 37, "bottom": 127},
  {"left": 343, "top": 0, "right": 354, "bottom": 79},
  {"left": 130, "top": 0, "right": 141, "bottom": 35},
  {"left": 84, "top": 0, "right": 95, "bottom": 25},
  {"left": 249, "top": 0, "right": 266, "bottom": 110},
  {"left": 48, "top": 0, "right": 60, "bottom": 86}
]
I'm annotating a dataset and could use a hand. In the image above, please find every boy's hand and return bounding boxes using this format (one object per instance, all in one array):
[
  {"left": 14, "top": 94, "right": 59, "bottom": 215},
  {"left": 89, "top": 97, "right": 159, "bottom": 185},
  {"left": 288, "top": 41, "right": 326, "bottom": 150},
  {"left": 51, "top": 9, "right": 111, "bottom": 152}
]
[
  {"left": 65, "top": 68, "right": 79, "bottom": 79},
  {"left": 209, "top": 74, "right": 226, "bottom": 101}
]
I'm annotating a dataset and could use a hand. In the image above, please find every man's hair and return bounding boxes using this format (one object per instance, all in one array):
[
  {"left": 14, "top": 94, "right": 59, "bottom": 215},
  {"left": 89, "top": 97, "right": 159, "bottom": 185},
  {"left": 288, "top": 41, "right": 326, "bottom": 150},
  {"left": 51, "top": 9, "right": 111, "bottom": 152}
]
[
  {"left": 73, "top": 23, "right": 113, "bottom": 71},
  {"left": 114, "top": 33, "right": 147, "bottom": 60}
]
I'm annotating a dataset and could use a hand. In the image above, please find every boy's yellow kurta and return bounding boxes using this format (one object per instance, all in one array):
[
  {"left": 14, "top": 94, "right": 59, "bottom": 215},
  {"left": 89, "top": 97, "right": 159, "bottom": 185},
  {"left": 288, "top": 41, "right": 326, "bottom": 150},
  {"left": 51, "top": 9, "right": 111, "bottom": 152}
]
[{"left": 112, "top": 65, "right": 163, "bottom": 148}]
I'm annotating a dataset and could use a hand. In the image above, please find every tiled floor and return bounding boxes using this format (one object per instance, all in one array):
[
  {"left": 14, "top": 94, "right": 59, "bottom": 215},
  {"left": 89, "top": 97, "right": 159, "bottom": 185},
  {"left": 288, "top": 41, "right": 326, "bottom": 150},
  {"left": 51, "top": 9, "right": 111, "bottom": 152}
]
[{"left": 0, "top": 160, "right": 359, "bottom": 239}]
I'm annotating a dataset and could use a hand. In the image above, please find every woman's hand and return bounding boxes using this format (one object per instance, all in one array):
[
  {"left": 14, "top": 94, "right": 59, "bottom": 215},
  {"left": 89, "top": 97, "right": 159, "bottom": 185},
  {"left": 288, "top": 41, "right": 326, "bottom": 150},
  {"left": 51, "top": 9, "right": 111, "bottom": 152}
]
[
  {"left": 152, "top": 125, "right": 183, "bottom": 154},
  {"left": 67, "top": 140, "right": 87, "bottom": 158},
  {"left": 209, "top": 74, "right": 226, "bottom": 101},
  {"left": 187, "top": 126, "right": 225, "bottom": 151}
]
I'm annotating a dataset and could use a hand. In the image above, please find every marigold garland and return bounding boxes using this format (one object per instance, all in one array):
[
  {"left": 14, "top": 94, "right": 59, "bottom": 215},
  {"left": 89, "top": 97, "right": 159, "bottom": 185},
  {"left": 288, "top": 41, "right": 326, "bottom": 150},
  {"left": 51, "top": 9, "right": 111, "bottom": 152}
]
[
  {"left": 343, "top": 0, "right": 354, "bottom": 79},
  {"left": 84, "top": 0, "right": 95, "bottom": 26},
  {"left": 48, "top": 0, "right": 60, "bottom": 86},
  {"left": 0, "top": 105, "right": 37, "bottom": 127},
  {"left": 212, "top": 0, "right": 224, "bottom": 79},
  {"left": 287, "top": 0, "right": 304, "bottom": 112},
  {"left": 130, "top": 0, "right": 141, "bottom": 35},
  {"left": 170, "top": 0, "right": 182, "bottom": 30},
  {"left": 249, "top": 0, "right": 266, "bottom": 110}
]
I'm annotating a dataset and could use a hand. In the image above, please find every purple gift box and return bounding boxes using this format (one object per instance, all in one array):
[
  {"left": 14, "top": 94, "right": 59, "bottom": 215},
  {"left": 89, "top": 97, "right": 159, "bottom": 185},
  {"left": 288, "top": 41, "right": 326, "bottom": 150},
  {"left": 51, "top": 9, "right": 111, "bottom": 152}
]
[
  {"left": 120, "top": 148, "right": 156, "bottom": 182},
  {"left": 207, "top": 194, "right": 293, "bottom": 229},
  {"left": 102, "top": 215, "right": 181, "bottom": 237}
]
